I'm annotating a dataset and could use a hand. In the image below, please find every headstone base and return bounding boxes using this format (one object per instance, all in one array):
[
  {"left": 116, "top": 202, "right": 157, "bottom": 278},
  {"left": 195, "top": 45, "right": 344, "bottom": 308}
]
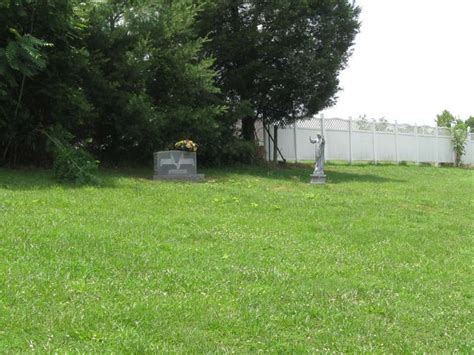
[
  {"left": 310, "top": 174, "right": 326, "bottom": 185},
  {"left": 153, "top": 174, "right": 205, "bottom": 181}
]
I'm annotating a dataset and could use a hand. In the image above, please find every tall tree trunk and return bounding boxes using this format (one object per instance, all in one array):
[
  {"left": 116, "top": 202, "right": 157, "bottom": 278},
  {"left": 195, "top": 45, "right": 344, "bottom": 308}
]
[
  {"left": 2, "top": 138, "right": 11, "bottom": 162},
  {"left": 241, "top": 116, "right": 256, "bottom": 141},
  {"left": 273, "top": 125, "right": 278, "bottom": 163}
]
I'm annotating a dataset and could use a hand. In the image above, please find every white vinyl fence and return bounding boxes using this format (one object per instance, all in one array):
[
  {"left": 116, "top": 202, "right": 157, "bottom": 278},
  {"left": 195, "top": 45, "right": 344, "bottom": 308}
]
[{"left": 261, "top": 116, "right": 474, "bottom": 166}]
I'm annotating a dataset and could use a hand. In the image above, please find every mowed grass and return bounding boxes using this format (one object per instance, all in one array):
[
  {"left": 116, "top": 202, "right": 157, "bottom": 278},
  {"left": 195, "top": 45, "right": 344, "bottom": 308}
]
[{"left": 0, "top": 163, "right": 472, "bottom": 352}]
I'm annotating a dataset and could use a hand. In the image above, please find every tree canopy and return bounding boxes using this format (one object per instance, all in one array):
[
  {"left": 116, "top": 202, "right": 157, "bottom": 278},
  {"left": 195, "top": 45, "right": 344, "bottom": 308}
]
[
  {"left": 435, "top": 110, "right": 456, "bottom": 128},
  {"left": 465, "top": 116, "right": 474, "bottom": 131},
  {"left": 1, "top": 0, "right": 360, "bottom": 166},
  {"left": 197, "top": 0, "right": 360, "bottom": 140}
]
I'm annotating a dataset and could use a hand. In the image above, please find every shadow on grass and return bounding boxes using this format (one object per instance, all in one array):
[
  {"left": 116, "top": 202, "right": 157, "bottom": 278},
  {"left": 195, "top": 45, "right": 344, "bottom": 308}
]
[
  {"left": 325, "top": 169, "right": 406, "bottom": 184},
  {"left": 0, "top": 168, "right": 120, "bottom": 191},
  {"left": 0, "top": 162, "right": 407, "bottom": 191},
  {"left": 204, "top": 162, "right": 407, "bottom": 184}
]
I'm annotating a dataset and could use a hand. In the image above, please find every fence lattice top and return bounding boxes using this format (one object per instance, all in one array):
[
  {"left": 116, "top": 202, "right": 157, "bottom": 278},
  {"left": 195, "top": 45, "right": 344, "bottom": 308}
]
[{"left": 293, "top": 117, "right": 461, "bottom": 137}]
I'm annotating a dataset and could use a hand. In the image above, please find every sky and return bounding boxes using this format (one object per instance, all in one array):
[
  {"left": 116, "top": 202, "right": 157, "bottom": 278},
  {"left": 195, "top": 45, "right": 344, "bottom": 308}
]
[{"left": 321, "top": 0, "right": 474, "bottom": 126}]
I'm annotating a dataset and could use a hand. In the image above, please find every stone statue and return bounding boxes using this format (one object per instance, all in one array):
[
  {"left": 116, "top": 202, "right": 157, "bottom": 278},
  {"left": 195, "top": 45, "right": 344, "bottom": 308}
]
[{"left": 309, "top": 134, "right": 326, "bottom": 184}]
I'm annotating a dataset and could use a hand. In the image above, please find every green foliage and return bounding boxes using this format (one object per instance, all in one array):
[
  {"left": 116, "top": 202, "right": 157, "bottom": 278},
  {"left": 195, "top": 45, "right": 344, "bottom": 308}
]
[
  {"left": 436, "top": 110, "right": 470, "bottom": 167},
  {"left": 0, "top": 0, "right": 230, "bottom": 166},
  {"left": 203, "top": 139, "right": 258, "bottom": 165},
  {"left": 450, "top": 121, "right": 468, "bottom": 167},
  {"left": 465, "top": 116, "right": 474, "bottom": 130},
  {"left": 43, "top": 126, "right": 99, "bottom": 184},
  {"left": 0, "top": 0, "right": 83, "bottom": 166},
  {"left": 68, "top": 0, "right": 228, "bottom": 163},
  {"left": 436, "top": 109, "right": 456, "bottom": 127},
  {"left": 0, "top": 29, "right": 52, "bottom": 79},
  {"left": 1, "top": 0, "right": 361, "bottom": 166},
  {"left": 220, "top": 140, "right": 258, "bottom": 164},
  {"left": 197, "top": 0, "right": 360, "bottom": 138}
]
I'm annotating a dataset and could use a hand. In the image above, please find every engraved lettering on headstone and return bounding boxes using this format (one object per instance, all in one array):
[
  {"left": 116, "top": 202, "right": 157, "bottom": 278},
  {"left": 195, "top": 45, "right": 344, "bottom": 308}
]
[
  {"left": 160, "top": 152, "right": 195, "bottom": 169},
  {"left": 153, "top": 150, "right": 204, "bottom": 180}
]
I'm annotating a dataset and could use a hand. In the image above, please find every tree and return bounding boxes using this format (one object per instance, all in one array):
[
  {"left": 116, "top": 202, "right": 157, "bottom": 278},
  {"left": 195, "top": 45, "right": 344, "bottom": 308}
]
[
  {"left": 4, "top": 0, "right": 360, "bottom": 167},
  {"left": 0, "top": 0, "right": 230, "bottom": 166},
  {"left": 197, "top": 0, "right": 360, "bottom": 141},
  {"left": 465, "top": 116, "right": 474, "bottom": 131},
  {"left": 0, "top": 0, "right": 83, "bottom": 166},
  {"left": 79, "top": 0, "right": 226, "bottom": 163},
  {"left": 451, "top": 121, "right": 468, "bottom": 167},
  {"left": 436, "top": 109, "right": 456, "bottom": 128}
]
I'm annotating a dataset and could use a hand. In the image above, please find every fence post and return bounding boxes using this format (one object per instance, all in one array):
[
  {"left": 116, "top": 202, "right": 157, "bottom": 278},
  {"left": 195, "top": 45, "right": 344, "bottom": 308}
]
[
  {"left": 468, "top": 130, "right": 474, "bottom": 166},
  {"left": 415, "top": 123, "right": 419, "bottom": 165},
  {"left": 320, "top": 114, "right": 327, "bottom": 161},
  {"left": 293, "top": 121, "right": 298, "bottom": 162},
  {"left": 372, "top": 119, "right": 377, "bottom": 164},
  {"left": 263, "top": 122, "right": 267, "bottom": 161},
  {"left": 394, "top": 120, "right": 399, "bottom": 164},
  {"left": 267, "top": 123, "right": 272, "bottom": 161},
  {"left": 348, "top": 116, "right": 353, "bottom": 164},
  {"left": 435, "top": 126, "right": 439, "bottom": 167},
  {"left": 466, "top": 127, "right": 471, "bottom": 165},
  {"left": 273, "top": 125, "right": 278, "bottom": 163}
]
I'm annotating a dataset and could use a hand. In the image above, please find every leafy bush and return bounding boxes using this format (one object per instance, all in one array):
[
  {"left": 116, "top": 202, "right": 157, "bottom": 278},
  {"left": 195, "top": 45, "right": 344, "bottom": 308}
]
[
  {"left": 436, "top": 109, "right": 456, "bottom": 127},
  {"left": 451, "top": 122, "right": 468, "bottom": 167},
  {"left": 43, "top": 126, "right": 99, "bottom": 184},
  {"left": 219, "top": 140, "right": 258, "bottom": 165},
  {"left": 197, "top": 138, "right": 258, "bottom": 166},
  {"left": 466, "top": 116, "right": 474, "bottom": 130}
]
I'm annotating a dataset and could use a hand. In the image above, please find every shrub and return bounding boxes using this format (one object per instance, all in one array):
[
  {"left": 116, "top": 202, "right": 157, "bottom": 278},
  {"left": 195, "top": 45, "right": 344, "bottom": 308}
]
[
  {"left": 43, "top": 126, "right": 99, "bottom": 184},
  {"left": 219, "top": 140, "right": 258, "bottom": 165},
  {"left": 436, "top": 109, "right": 456, "bottom": 127},
  {"left": 199, "top": 138, "right": 258, "bottom": 166},
  {"left": 451, "top": 122, "right": 468, "bottom": 167}
]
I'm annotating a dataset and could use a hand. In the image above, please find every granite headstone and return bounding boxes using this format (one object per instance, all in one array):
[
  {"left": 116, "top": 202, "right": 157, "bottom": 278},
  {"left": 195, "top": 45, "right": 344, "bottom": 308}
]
[{"left": 153, "top": 150, "right": 204, "bottom": 181}]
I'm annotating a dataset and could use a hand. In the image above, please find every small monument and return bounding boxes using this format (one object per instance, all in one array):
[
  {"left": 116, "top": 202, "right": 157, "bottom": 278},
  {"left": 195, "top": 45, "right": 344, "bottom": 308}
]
[
  {"left": 153, "top": 150, "right": 204, "bottom": 181},
  {"left": 309, "top": 134, "right": 326, "bottom": 184}
]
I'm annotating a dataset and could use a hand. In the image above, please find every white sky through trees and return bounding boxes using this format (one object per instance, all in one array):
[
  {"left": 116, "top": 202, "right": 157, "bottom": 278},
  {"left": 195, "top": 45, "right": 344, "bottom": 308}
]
[{"left": 321, "top": 0, "right": 474, "bottom": 126}]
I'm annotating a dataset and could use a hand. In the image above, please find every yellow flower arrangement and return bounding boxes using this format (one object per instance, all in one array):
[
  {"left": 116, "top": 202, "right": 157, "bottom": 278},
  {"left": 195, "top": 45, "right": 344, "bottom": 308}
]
[{"left": 175, "top": 139, "right": 198, "bottom": 152}]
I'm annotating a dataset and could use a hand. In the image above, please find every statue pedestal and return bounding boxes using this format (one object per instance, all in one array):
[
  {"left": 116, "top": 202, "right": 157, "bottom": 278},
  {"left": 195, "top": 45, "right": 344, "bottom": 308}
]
[{"left": 310, "top": 174, "right": 326, "bottom": 185}]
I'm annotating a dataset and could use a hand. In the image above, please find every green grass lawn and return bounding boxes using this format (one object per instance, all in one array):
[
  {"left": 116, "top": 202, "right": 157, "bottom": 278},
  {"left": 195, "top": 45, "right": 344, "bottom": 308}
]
[{"left": 0, "top": 163, "right": 472, "bottom": 352}]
